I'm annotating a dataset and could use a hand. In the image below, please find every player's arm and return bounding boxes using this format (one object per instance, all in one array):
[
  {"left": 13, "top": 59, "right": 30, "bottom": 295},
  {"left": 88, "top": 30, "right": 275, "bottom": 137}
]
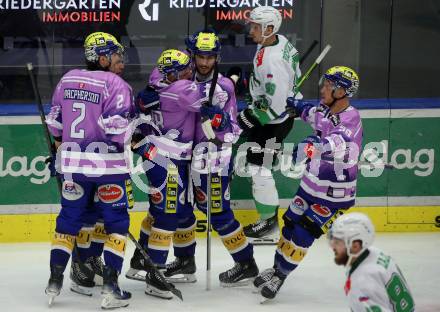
[
  {"left": 45, "top": 81, "right": 63, "bottom": 145},
  {"left": 98, "top": 80, "right": 135, "bottom": 149}
]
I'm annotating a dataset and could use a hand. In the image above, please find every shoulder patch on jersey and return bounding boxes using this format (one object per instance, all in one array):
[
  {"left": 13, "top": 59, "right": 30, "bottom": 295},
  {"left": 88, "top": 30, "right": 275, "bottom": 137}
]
[
  {"left": 256, "top": 48, "right": 265, "bottom": 67},
  {"left": 329, "top": 114, "right": 341, "bottom": 126}
]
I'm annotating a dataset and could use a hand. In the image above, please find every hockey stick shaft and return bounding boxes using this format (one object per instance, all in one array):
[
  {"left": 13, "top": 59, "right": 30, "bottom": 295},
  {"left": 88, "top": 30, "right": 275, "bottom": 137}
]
[
  {"left": 127, "top": 232, "right": 183, "bottom": 301},
  {"left": 299, "top": 40, "right": 318, "bottom": 65},
  {"left": 26, "top": 62, "right": 62, "bottom": 193},
  {"left": 296, "top": 44, "right": 331, "bottom": 90}
]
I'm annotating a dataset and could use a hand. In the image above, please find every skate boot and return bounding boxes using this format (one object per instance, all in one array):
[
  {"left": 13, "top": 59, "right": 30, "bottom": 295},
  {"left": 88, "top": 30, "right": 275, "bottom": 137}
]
[
  {"left": 243, "top": 214, "right": 279, "bottom": 245},
  {"left": 101, "top": 266, "right": 131, "bottom": 309},
  {"left": 252, "top": 267, "right": 275, "bottom": 293},
  {"left": 260, "top": 269, "right": 287, "bottom": 303},
  {"left": 85, "top": 255, "right": 104, "bottom": 286},
  {"left": 125, "top": 247, "right": 148, "bottom": 282},
  {"left": 164, "top": 256, "right": 197, "bottom": 283},
  {"left": 219, "top": 257, "right": 259, "bottom": 287},
  {"left": 45, "top": 265, "right": 64, "bottom": 306},
  {"left": 145, "top": 267, "right": 173, "bottom": 299},
  {"left": 70, "top": 260, "right": 95, "bottom": 296}
]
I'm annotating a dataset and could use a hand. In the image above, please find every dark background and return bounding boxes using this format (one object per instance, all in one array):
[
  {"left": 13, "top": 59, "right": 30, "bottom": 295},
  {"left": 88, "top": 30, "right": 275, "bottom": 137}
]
[{"left": 0, "top": 0, "right": 439, "bottom": 105}]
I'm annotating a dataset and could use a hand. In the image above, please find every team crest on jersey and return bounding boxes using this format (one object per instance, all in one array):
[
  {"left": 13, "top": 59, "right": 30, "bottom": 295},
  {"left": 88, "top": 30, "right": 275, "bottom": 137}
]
[
  {"left": 98, "top": 184, "right": 124, "bottom": 203},
  {"left": 195, "top": 187, "right": 207, "bottom": 204},
  {"left": 62, "top": 181, "right": 84, "bottom": 201},
  {"left": 79, "top": 82, "right": 86, "bottom": 89},
  {"left": 150, "top": 188, "right": 164, "bottom": 205},
  {"left": 256, "top": 48, "right": 265, "bottom": 67},
  {"left": 310, "top": 204, "right": 331, "bottom": 218}
]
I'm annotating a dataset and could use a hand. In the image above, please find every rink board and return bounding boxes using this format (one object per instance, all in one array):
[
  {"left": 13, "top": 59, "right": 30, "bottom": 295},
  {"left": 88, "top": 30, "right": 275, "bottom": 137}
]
[
  {"left": 1, "top": 105, "right": 440, "bottom": 242},
  {"left": 0, "top": 205, "right": 439, "bottom": 243}
]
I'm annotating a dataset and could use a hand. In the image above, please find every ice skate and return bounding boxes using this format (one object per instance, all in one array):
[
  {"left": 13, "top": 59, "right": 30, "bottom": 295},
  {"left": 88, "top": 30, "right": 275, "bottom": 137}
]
[
  {"left": 219, "top": 258, "right": 259, "bottom": 287},
  {"left": 243, "top": 214, "right": 280, "bottom": 245},
  {"left": 145, "top": 267, "right": 173, "bottom": 299},
  {"left": 101, "top": 266, "right": 131, "bottom": 309},
  {"left": 45, "top": 265, "right": 64, "bottom": 306},
  {"left": 85, "top": 255, "right": 104, "bottom": 286},
  {"left": 164, "top": 256, "right": 197, "bottom": 283},
  {"left": 260, "top": 269, "right": 286, "bottom": 303},
  {"left": 70, "top": 260, "right": 95, "bottom": 296},
  {"left": 125, "top": 247, "right": 148, "bottom": 282},
  {"left": 252, "top": 267, "right": 275, "bottom": 293}
]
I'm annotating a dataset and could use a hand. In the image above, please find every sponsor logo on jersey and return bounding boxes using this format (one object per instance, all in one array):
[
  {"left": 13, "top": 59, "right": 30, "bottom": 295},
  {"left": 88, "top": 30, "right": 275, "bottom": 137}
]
[
  {"left": 290, "top": 196, "right": 307, "bottom": 215},
  {"left": 97, "top": 184, "right": 124, "bottom": 203},
  {"left": 150, "top": 189, "right": 163, "bottom": 205},
  {"left": 266, "top": 73, "right": 273, "bottom": 79},
  {"left": 310, "top": 203, "right": 331, "bottom": 217},
  {"left": 195, "top": 187, "right": 207, "bottom": 204},
  {"left": 344, "top": 277, "right": 351, "bottom": 295},
  {"left": 179, "top": 188, "right": 186, "bottom": 205},
  {"left": 256, "top": 48, "right": 265, "bottom": 67},
  {"left": 62, "top": 181, "right": 84, "bottom": 201}
]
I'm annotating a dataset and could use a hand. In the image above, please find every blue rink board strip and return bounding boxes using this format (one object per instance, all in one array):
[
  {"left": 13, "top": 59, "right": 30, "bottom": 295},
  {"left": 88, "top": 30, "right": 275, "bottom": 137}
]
[{"left": 1, "top": 98, "right": 440, "bottom": 116}]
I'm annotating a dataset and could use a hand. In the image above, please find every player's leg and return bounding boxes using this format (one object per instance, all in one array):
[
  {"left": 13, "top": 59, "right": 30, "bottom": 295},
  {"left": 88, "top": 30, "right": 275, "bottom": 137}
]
[
  {"left": 85, "top": 217, "right": 106, "bottom": 285},
  {"left": 46, "top": 179, "right": 93, "bottom": 305},
  {"left": 244, "top": 118, "right": 294, "bottom": 244},
  {"left": 165, "top": 164, "right": 197, "bottom": 283},
  {"left": 98, "top": 179, "right": 133, "bottom": 309},
  {"left": 193, "top": 166, "right": 258, "bottom": 287},
  {"left": 165, "top": 208, "right": 197, "bottom": 283}
]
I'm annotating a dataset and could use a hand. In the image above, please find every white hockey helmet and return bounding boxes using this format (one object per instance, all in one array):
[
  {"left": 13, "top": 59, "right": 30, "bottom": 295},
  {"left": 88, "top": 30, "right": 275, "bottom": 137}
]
[
  {"left": 328, "top": 212, "right": 375, "bottom": 256},
  {"left": 247, "top": 6, "right": 282, "bottom": 38}
]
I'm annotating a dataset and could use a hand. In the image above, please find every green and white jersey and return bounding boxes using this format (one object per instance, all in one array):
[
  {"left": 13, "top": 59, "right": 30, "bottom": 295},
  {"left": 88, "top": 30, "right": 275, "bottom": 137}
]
[
  {"left": 249, "top": 34, "right": 301, "bottom": 125},
  {"left": 345, "top": 247, "right": 415, "bottom": 312}
]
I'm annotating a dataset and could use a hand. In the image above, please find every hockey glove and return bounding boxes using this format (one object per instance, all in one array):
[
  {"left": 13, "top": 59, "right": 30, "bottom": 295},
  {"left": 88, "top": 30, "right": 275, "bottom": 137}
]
[
  {"left": 136, "top": 86, "right": 160, "bottom": 114},
  {"left": 226, "top": 66, "right": 242, "bottom": 85},
  {"left": 286, "top": 97, "right": 314, "bottom": 118},
  {"left": 200, "top": 105, "right": 231, "bottom": 131},
  {"left": 292, "top": 135, "right": 322, "bottom": 164}
]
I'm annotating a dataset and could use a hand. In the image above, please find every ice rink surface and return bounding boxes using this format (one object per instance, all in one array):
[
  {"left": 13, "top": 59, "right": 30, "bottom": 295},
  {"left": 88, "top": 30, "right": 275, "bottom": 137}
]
[{"left": 1, "top": 233, "right": 439, "bottom": 312}]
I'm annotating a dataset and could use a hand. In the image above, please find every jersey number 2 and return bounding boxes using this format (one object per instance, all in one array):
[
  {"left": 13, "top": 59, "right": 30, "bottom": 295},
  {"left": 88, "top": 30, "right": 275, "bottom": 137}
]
[{"left": 70, "top": 102, "right": 85, "bottom": 139}]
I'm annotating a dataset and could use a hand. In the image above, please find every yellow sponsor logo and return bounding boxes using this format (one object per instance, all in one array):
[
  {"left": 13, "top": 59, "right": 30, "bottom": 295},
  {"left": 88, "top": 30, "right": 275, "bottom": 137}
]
[
  {"left": 173, "top": 228, "right": 195, "bottom": 245},
  {"left": 105, "top": 234, "right": 127, "bottom": 254},
  {"left": 222, "top": 229, "right": 247, "bottom": 251},
  {"left": 141, "top": 214, "right": 154, "bottom": 233},
  {"left": 149, "top": 230, "right": 172, "bottom": 248},
  {"left": 52, "top": 232, "right": 75, "bottom": 251},
  {"left": 277, "top": 236, "right": 307, "bottom": 263},
  {"left": 92, "top": 223, "right": 107, "bottom": 241},
  {"left": 76, "top": 228, "right": 92, "bottom": 245}
]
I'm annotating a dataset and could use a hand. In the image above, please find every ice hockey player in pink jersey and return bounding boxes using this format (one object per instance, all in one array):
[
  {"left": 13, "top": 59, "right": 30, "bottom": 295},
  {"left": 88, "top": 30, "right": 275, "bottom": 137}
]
[{"left": 45, "top": 32, "right": 135, "bottom": 309}]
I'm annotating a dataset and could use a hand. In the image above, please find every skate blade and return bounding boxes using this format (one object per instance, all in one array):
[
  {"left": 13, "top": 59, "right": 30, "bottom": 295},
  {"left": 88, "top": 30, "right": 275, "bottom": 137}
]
[
  {"left": 70, "top": 282, "right": 93, "bottom": 296},
  {"left": 145, "top": 286, "right": 173, "bottom": 300},
  {"left": 125, "top": 268, "right": 146, "bottom": 282},
  {"left": 260, "top": 295, "right": 272, "bottom": 304},
  {"left": 220, "top": 277, "right": 255, "bottom": 288},
  {"left": 94, "top": 274, "right": 103, "bottom": 286},
  {"left": 47, "top": 295, "right": 56, "bottom": 307},
  {"left": 101, "top": 294, "right": 129, "bottom": 310},
  {"left": 252, "top": 284, "right": 266, "bottom": 294},
  {"left": 247, "top": 237, "right": 279, "bottom": 245},
  {"left": 166, "top": 274, "right": 197, "bottom": 284}
]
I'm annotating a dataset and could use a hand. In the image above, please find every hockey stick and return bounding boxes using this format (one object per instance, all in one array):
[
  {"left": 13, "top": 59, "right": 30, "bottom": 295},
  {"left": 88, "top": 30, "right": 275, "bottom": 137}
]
[
  {"left": 296, "top": 44, "right": 331, "bottom": 90},
  {"left": 203, "top": 63, "right": 219, "bottom": 291},
  {"left": 299, "top": 40, "right": 318, "bottom": 65},
  {"left": 26, "top": 63, "right": 62, "bottom": 193},
  {"left": 127, "top": 232, "right": 183, "bottom": 301}
]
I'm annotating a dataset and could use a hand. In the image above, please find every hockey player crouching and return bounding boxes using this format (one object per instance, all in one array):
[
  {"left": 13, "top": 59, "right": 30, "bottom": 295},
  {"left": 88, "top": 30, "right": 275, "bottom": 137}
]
[
  {"left": 45, "top": 32, "right": 136, "bottom": 309},
  {"left": 255, "top": 66, "right": 363, "bottom": 302},
  {"left": 328, "top": 212, "right": 415, "bottom": 311}
]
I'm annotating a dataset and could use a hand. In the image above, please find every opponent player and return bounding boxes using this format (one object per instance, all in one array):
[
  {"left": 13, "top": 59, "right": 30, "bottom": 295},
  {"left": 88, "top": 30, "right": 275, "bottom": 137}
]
[
  {"left": 238, "top": 6, "right": 302, "bottom": 244},
  {"left": 255, "top": 66, "right": 363, "bottom": 301},
  {"left": 328, "top": 212, "right": 415, "bottom": 312},
  {"left": 44, "top": 31, "right": 135, "bottom": 309}
]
